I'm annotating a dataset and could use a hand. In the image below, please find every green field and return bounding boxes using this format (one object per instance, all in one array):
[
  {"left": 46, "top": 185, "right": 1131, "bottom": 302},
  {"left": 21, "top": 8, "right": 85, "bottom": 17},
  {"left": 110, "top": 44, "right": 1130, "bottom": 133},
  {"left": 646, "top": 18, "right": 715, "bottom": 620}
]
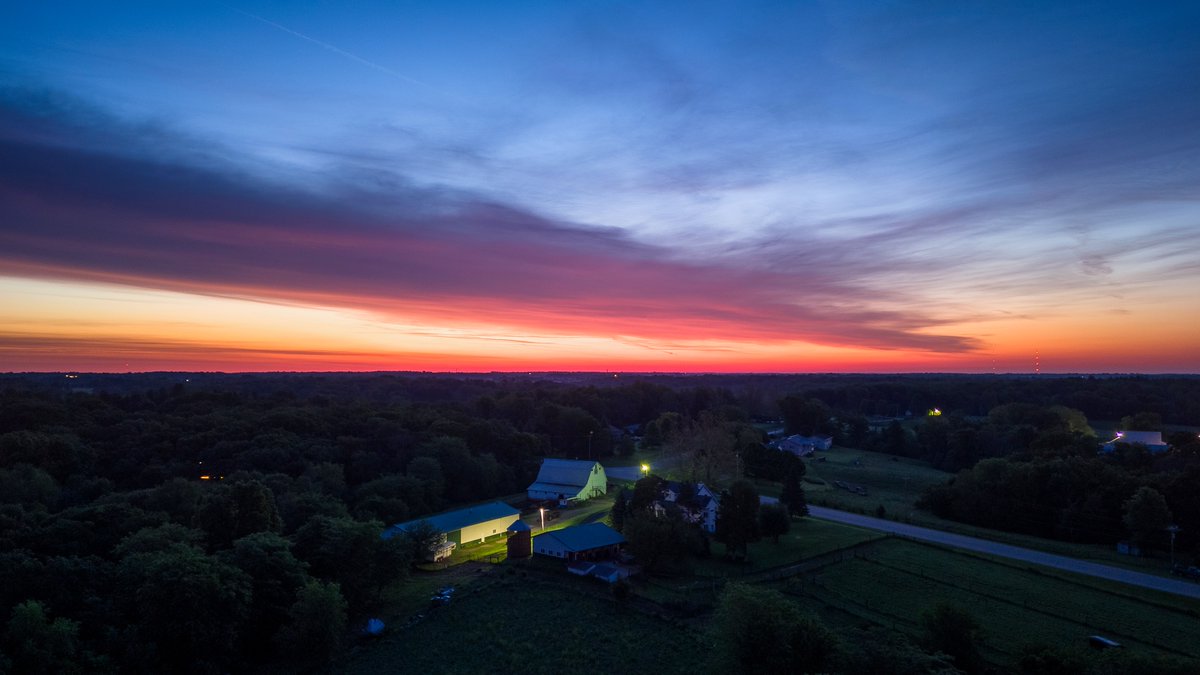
[
  {"left": 777, "top": 538, "right": 1200, "bottom": 667},
  {"left": 779, "top": 447, "right": 1185, "bottom": 576},
  {"left": 333, "top": 573, "right": 710, "bottom": 674},
  {"left": 692, "top": 516, "right": 882, "bottom": 576},
  {"left": 783, "top": 446, "right": 951, "bottom": 519}
]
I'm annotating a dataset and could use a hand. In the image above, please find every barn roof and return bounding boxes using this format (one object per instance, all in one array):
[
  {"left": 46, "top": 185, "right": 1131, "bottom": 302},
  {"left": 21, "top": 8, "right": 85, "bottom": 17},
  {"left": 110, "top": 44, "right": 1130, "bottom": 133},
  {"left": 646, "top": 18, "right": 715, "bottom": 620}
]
[
  {"left": 538, "top": 523, "right": 625, "bottom": 553},
  {"left": 385, "top": 501, "right": 519, "bottom": 538},
  {"left": 528, "top": 459, "right": 603, "bottom": 492}
]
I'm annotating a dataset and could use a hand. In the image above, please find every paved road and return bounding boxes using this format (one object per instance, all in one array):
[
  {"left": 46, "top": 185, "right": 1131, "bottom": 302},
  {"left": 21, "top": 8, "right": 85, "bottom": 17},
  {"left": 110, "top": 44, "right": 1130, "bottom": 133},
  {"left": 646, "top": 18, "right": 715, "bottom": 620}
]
[{"left": 798, "top": 504, "right": 1200, "bottom": 600}]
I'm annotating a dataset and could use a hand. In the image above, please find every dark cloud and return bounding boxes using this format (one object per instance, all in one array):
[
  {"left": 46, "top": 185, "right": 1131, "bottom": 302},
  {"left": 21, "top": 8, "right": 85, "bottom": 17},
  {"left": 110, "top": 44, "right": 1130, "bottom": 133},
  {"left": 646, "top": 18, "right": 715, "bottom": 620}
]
[{"left": 0, "top": 88, "right": 980, "bottom": 354}]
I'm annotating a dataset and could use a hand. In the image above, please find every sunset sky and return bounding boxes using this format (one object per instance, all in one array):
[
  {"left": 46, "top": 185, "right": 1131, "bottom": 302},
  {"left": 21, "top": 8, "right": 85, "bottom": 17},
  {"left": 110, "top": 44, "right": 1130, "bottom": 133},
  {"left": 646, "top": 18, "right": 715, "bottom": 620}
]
[{"left": 2, "top": 1, "right": 1198, "bottom": 373}]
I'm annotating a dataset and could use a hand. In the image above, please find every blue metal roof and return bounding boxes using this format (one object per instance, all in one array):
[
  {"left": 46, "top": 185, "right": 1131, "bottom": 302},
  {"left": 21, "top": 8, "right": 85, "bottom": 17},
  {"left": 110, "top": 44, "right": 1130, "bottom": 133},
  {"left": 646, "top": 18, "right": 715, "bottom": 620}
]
[
  {"left": 538, "top": 523, "right": 625, "bottom": 552},
  {"left": 386, "top": 501, "right": 519, "bottom": 537}
]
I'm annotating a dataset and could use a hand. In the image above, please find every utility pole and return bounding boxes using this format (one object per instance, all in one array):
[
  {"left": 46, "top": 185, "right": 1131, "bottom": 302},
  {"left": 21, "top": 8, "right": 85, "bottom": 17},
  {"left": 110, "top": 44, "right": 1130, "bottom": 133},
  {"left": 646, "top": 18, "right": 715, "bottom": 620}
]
[
  {"left": 588, "top": 430, "right": 594, "bottom": 460},
  {"left": 1167, "top": 524, "right": 1181, "bottom": 567}
]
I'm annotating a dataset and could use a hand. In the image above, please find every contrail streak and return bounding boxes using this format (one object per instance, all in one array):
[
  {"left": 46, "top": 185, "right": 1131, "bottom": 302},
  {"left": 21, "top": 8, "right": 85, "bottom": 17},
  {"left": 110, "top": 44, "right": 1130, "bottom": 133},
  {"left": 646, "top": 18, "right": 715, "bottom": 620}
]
[{"left": 233, "top": 8, "right": 433, "bottom": 90}]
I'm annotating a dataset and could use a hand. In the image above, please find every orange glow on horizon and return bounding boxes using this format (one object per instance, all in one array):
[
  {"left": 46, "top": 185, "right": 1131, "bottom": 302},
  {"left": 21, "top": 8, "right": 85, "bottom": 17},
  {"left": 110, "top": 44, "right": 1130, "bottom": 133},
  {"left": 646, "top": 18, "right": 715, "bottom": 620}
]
[{"left": 1, "top": 276, "right": 1197, "bottom": 374}]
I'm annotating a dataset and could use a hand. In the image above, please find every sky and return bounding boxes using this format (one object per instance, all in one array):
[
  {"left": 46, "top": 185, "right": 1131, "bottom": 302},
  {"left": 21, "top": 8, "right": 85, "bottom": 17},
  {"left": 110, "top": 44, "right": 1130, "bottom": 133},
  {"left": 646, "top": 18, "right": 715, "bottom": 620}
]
[{"left": 1, "top": 1, "right": 1198, "bottom": 373}]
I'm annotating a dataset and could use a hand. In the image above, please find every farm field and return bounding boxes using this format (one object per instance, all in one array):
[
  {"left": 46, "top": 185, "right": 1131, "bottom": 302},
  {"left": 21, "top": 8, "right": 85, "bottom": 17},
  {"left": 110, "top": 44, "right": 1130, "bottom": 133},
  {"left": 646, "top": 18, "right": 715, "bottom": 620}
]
[
  {"left": 777, "top": 538, "right": 1200, "bottom": 667},
  {"left": 333, "top": 573, "right": 710, "bottom": 675},
  {"left": 786, "top": 447, "right": 1185, "bottom": 576},
  {"left": 691, "top": 516, "right": 882, "bottom": 576}
]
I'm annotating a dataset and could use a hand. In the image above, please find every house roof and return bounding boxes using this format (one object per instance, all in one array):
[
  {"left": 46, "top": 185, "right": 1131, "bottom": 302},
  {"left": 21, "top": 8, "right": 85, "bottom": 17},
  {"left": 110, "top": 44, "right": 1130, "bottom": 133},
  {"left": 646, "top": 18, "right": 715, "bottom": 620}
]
[
  {"left": 528, "top": 459, "right": 603, "bottom": 491},
  {"left": 386, "top": 501, "right": 519, "bottom": 537},
  {"left": 1109, "top": 430, "right": 1166, "bottom": 446},
  {"left": 567, "top": 561, "right": 596, "bottom": 575},
  {"left": 592, "top": 563, "right": 620, "bottom": 579},
  {"left": 527, "top": 481, "right": 586, "bottom": 495},
  {"left": 538, "top": 523, "right": 626, "bottom": 552}
]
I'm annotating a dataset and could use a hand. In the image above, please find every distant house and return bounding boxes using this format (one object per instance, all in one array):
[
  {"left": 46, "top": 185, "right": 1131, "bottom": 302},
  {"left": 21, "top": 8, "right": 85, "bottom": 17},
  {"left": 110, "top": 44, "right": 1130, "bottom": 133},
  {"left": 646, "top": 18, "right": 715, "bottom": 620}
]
[
  {"left": 527, "top": 459, "right": 607, "bottom": 502},
  {"left": 777, "top": 434, "right": 834, "bottom": 456},
  {"left": 1102, "top": 431, "right": 1169, "bottom": 453},
  {"left": 533, "top": 523, "right": 625, "bottom": 561},
  {"left": 383, "top": 501, "right": 520, "bottom": 557},
  {"left": 656, "top": 481, "right": 719, "bottom": 533}
]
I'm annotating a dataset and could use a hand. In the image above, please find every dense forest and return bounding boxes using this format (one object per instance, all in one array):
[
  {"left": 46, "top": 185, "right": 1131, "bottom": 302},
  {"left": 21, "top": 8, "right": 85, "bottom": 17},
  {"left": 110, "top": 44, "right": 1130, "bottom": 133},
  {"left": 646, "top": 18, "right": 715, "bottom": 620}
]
[{"left": 0, "top": 372, "right": 1197, "bottom": 672}]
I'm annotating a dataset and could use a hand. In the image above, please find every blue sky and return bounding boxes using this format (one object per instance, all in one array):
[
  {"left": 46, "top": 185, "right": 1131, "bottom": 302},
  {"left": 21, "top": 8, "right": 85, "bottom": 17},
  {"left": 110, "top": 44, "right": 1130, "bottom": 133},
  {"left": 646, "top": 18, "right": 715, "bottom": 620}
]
[{"left": 1, "top": 1, "right": 1198, "bottom": 372}]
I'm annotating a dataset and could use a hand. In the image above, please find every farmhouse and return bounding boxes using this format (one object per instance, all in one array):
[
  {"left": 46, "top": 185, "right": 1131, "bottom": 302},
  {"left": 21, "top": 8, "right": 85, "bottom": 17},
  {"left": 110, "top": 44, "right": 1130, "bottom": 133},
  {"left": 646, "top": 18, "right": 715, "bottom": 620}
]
[
  {"left": 776, "top": 434, "right": 833, "bottom": 456},
  {"left": 527, "top": 459, "right": 607, "bottom": 502},
  {"left": 1102, "top": 430, "right": 1169, "bottom": 453},
  {"left": 384, "top": 501, "right": 520, "bottom": 546},
  {"left": 656, "top": 481, "right": 719, "bottom": 533},
  {"left": 533, "top": 522, "right": 625, "bottom": 561}
]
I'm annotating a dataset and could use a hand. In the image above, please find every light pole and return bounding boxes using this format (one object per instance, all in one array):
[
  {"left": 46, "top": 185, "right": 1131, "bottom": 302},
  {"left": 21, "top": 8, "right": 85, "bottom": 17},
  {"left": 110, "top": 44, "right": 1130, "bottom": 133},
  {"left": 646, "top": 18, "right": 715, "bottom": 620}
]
[
  {"left": 1167, "top": 524, "right": 1181, "bottom": 567},
  {"left": 640, "top": 463, "right": 650, "bottom": 477},
  {"left": 539, "top": 507, "right": 545, "bottom": 531},
  {"left": 588, "top": 430, "right": 594, "bottom": 460}
]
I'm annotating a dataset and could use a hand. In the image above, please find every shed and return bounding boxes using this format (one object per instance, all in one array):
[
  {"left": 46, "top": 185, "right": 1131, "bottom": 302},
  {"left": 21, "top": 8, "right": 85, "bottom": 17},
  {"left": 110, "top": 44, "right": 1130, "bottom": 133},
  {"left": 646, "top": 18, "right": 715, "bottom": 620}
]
[{"left": 507, "top": 519, "right": 532, "bottom": 559}]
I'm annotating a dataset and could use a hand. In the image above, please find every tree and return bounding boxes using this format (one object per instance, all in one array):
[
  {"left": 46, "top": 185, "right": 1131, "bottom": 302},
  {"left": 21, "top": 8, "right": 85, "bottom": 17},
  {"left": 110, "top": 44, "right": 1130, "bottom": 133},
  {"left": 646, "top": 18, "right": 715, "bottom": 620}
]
[
  {"left": 293, "top": 516, "right": 393, "bottom": 609},
  {"left": 117, "top": 544, "right": 252, "bottom": 673},
  {"left": 1119, "top": 412, "right": 1163, "bottom": 432},
  {"left": 3, "top": 600, "right": 84, "bottom": 675},
  {"left": 609, "top": 490, "right": 628, "bottom": 532},
  {"left": 611, "top": 577, "right": 631, "bottom": 602},
  {"left": 846, "top": 627, "right": 959, "bottom": 675},
  {"left": 715, "top": 480, "right": 760, "bottom": 560},
  {"left": 778, "top": 396, "right": 832, "bottom": 436},
  {"left": 1123, "top": 486, "right": 1172, "bottom": 548},
  {"left": 623, "top": 513, "right": 693, "bottom": 573},
  {"left": 920, "top": 602, "right": 984, "bottom": 674},
  {"left": 780, "top": 471, "right": 809, "bottom": 517},
  {"left": 667, "top": 413, "right": 740, "bottom": 485},
  {"left": 710, "top": 583, "right": 839, "bottom": 673},
  {"left": 630, "top": 475, "right": 665, "bottom": 513},
  {"left": 274, "top": 580, "right": 347, "bottom": 668},
  {"left": 400, "top": 519, "right": 445, "bottom": 563},
  {"left": 884, "top": 420, "right": 910, "bottom": 456},
  {"left": 220, "top": 532, "right": 311, "bottom": 659},
  {"left": 758, "top": 502, "right": 790, "bottom": 543}
]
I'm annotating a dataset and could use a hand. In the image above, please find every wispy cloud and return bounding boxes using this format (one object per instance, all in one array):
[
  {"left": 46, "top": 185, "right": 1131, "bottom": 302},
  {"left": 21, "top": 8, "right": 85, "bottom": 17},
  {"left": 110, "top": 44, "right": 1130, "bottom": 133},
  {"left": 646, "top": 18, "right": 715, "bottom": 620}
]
[{"left": 0, "top": 88, "right": 981, "bottom": 354}]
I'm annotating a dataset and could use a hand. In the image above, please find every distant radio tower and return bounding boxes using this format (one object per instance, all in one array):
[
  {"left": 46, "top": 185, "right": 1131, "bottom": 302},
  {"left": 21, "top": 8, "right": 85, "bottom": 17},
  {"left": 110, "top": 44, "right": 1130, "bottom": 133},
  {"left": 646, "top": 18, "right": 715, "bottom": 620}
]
[{"left": 1035, "top": 351, "right": 1040, "bottom": 375}]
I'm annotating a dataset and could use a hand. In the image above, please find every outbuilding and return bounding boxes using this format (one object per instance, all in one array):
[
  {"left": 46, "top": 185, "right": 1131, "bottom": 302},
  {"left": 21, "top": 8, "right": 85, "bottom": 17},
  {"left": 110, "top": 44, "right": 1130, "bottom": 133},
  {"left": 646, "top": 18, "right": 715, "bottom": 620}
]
[
  {"left": 384, "top": 501, "right": 520, "bottom": 546},
  {"left": 533, "top": 522, "right": 625, "bottom": 561},
  {"left": 1102, "top": 431, "right": 1169, "bottom": 453}
]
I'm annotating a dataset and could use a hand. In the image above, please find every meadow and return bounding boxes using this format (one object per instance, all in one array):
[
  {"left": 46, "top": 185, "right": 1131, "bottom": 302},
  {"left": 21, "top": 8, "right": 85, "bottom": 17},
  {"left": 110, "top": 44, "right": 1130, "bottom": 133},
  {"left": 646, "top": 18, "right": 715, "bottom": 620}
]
[
  {"left": 785, "top": 446, "right": 1186, "bottom": 576},
  {"left": 333, "top": 573, "right": 710, "bottom": 674},
  {"left": 778, "top": 538, "right": 1200, "bottom": 667}
]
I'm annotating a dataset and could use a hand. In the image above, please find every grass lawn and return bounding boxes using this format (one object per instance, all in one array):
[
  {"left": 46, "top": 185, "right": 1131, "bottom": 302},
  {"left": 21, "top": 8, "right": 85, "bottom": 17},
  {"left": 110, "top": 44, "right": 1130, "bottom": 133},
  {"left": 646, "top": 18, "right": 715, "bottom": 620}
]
[
  {"left": 692, "top": 517, "right": 883, "bottom": 577},
  {"left": 333, "top": 572, "right": 710, "bottom": 675},
  {"left": 786, "top": 446, "right": 952, "bottom": 519},
  {"left": 779, "top": 538, "right": 1200, "bottom": 667},
  {"left": 772, "top": 446, "right": 1185, "bottom": 578}
]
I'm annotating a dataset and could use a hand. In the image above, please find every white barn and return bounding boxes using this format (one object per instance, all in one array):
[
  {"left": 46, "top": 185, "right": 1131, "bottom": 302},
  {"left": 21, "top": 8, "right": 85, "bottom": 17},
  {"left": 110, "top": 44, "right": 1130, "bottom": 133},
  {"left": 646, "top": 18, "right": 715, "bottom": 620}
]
[{"left": 527, "top": 459, "right": 607, "bottom": 502}]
